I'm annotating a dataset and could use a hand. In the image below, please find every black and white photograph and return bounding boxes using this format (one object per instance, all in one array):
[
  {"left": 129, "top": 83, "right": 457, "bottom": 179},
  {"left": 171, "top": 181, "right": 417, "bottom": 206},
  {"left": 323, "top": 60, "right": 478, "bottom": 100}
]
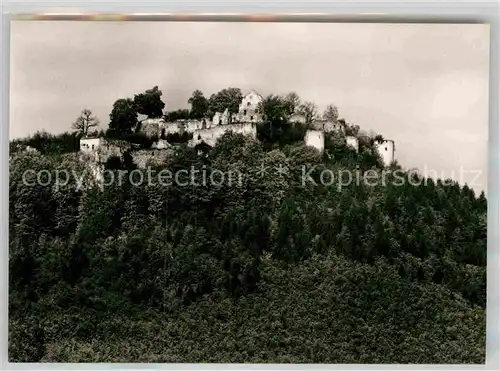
[{"left": 8, "top": 20, "right": 489, "bottom": 363}]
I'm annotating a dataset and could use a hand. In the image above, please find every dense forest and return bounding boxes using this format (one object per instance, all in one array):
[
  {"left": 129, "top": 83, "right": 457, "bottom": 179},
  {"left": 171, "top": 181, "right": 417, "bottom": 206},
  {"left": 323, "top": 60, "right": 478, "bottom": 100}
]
[{"left": 9, "top": 87, "right": 487, "bottom": 363}]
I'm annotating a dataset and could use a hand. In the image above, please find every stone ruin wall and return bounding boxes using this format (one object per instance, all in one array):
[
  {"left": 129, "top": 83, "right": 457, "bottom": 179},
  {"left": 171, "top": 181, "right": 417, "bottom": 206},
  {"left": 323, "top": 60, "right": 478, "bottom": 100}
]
[
  {"left": 188, "top": 123, "right": 257, "bottom": 147},
  {"left": 304, "top": 130, "right": 325, "bottom": 153}
]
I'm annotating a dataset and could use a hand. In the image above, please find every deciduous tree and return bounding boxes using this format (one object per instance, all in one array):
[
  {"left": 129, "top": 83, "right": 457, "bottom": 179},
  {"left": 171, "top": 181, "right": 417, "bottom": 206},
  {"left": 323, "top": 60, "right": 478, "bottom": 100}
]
[
  {"left": 188, "top": 90, "right": 209, "bottom": 119},
  {"left": 283, "top": 92, "right": 301, "bottom": 115},
  {"left": 297, "top": 101, "right": 318, "bottom": 124},
  {"left": 109, "top": 98, "right": 138, "bottom": 136},
  {"left": 208, "top": 88, "right": 243, "bottom": 116},
  {"left": 72, "top": 109, "right": 100, "bottom": 137},
  {"left": 133, "top": 86, "right": 165, "bottom": 118},
  {"left": 323, "top": 104, "right": 339, "bottom": 123}
]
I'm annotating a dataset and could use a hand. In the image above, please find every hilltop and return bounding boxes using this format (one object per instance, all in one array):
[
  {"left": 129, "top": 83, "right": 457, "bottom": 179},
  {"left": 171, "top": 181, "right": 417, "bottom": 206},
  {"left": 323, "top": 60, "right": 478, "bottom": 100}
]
[{"left": 8, "top": 87, "right": 487, "bottom": 363}]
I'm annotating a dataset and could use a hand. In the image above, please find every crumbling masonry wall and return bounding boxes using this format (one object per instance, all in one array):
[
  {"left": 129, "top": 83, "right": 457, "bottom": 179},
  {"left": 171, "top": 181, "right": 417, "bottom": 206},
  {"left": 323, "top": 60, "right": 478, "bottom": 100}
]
[
  {"left": 305, "top": 130, "right": 325, "bottom": 153},
  {"left": 189, "top": 123, "right": 257, "bottom": 147}
]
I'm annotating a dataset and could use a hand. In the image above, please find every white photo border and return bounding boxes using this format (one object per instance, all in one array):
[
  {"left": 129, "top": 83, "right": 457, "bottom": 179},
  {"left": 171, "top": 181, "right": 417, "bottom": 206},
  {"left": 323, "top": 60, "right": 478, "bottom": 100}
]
[{"left": 1, "top": 1, "right": 498, "bottom": 370}]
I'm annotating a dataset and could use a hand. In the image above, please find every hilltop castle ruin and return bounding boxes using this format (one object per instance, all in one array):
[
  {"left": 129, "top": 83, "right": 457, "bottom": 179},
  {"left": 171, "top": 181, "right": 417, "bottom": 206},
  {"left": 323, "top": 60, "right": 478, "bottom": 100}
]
[
  {"left": 136, "top": 89, "right": 264, "bottom": 148},
  {"left": 79, "top": 90, "right": 395, "bottom": 171}
]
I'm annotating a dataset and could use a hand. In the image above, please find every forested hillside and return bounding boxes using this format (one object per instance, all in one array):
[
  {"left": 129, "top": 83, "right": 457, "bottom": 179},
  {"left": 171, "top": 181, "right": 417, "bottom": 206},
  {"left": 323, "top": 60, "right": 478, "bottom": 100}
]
[
  {"left": 9, "top": 86, "right": 487, "bottom": 363},
  {"left": 9, "top": 127, "right": 487, "bottom": 363}
]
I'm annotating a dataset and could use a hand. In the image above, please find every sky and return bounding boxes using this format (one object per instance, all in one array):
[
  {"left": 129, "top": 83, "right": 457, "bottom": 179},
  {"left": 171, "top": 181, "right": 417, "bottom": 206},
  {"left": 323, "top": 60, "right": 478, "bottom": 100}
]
[{"left": 10, "top": 21, "right": 490, "bottom": 193}]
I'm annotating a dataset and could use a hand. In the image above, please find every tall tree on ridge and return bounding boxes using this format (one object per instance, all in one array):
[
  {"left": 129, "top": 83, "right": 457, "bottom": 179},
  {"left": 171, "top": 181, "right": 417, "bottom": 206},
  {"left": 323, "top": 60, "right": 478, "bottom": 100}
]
[
  {"left": 109, "top": 98, "right": 138, "bottom": 136},
  {"left": 134, "top": 86, "right": 165, "bottom": 118},
  {"left": 208, "top": 88, "right": 243, "bottom": 116},
  {"left": 283, "top": 92, "right": 301, "bottom": 115},
  {"left": 72, "top": 109, "right": 100, "bottom": 137},
  {"left": 188, "top": 90, "right": 209, "bottom": 119},
  {"left": 323, "top": 104, "right": 339, "bottom": 123},
  {"left": 297, "top": 101, "right": 318, "bottom": 125}
]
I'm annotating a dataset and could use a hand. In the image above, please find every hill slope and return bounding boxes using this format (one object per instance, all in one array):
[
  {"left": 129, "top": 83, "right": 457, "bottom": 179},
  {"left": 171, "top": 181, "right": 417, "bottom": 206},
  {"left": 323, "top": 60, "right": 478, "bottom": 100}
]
[{"left": 8, "top": 132, "right": 486, "bottom": 363}]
